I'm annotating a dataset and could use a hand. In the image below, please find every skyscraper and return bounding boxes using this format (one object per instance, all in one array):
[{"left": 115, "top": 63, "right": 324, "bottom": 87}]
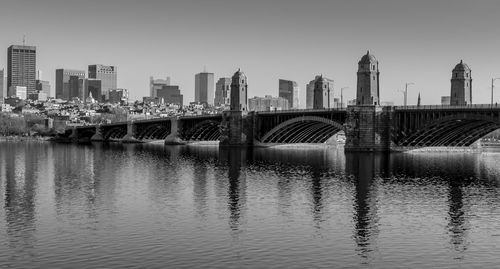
[
  {"left": 214, "top": 77, "right": 231, "bottom": 106},
  {"left": 88, "top": 64, "right": 117, "bottom": 100},
  {"left": 450, "top": 60, "right": 472, "bottom": 106},
  {"left": 156, "top": 85, "right": 183, "bottom": 106},
  {"left": 36, "top": 79, "right": 50, "bottom": 101},
  {"left": 195, "top": 72, "right": 214, "bottom": 106},
  {"left": 150, "top": 76, "right": 171, "bottom": 98},
  {"left": 55, "top": 69, "right": 85, "bottom": 100},
  {"left": 0, "top": 69, "right": 4, "bottom": 100},
  {"left": 7, "top": 45, "right": 36, "bottom": 99},
  {"left": 279, "top": 79, "right": 299, "bottom": 109},
  {"left": 356, "top": 50, "right": 380, "bottom": 105}
]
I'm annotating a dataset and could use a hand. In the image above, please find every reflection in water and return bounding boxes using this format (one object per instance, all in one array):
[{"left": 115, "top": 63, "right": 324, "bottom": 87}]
[
  {"left": 447, "top": 179, "right": 469, "bottom": 258},
  {"left": 345, "top": 153, "right": 382, "bottom": 262}
]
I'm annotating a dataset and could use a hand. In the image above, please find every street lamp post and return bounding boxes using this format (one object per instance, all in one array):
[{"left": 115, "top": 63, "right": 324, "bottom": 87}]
[
  {"left": 340, "top": 87, "right": 349, "bottom": 109},
  {"left": 491, "top": 78, "right": 500, "bottom": 107},
  {"left": 404, "top": 82, "right": 414, "bottom": 108}
]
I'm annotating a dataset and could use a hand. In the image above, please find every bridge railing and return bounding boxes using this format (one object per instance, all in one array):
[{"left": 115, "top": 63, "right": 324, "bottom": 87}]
[
  {"left": 394, "top": 104, "right": 500, "bottom": 110},
  {"left": 256, "top": 108, "right": 347, "bottom": 114}
]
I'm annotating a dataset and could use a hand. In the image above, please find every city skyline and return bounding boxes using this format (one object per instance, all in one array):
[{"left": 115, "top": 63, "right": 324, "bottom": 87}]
[{"left": 1, "top": 0, "right": 500, "bottom": 106}]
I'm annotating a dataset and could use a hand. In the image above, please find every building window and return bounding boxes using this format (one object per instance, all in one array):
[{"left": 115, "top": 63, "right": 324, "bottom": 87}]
[
  {"left": 373, "top": 76, "right": 375, "bottom": 80},
  {"left": 456, "top": 73, "right": 458, "bottom": 78},
  {"left": 373, "top": 65, "right": 375, "bottom": 70}
]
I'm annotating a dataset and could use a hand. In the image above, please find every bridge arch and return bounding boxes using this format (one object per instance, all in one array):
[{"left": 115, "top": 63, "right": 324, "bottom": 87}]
[
  {"left": 260, "top": 116, "right": 344, "bottom": 143},
  {"left": 136, "top": 124, "right": 171, "bottom": 140},
  {"left": 103, "top": 126, "right": 127, "bottom": 140},
  {"left": 397, "top": 114, "right": 500, "bottom": 147},
  {"left": 183, "top": 120, "right": 221, "bottom": 141}
]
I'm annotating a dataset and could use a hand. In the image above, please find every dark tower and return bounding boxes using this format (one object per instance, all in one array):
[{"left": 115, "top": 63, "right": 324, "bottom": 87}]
[
  {"left": 450, "top": 60, "right": 472, "bottom": 106},
  {"left": 230, "top": 69, "right": 248, "bottom": 111},
  {"left": 356, "top": 51, "right": 380, "bottom": 105}
]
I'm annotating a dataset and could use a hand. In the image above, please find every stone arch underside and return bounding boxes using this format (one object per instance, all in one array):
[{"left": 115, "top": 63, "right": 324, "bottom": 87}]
[
  {"left": 183, "top": 120, "right": 221, "bottom": 141},
  {"left": 397, "top": 116, "right": 500, "bottom": 147},
  {"left": 103, "top": 127, "right": 127, "bottom": 140},
  {"left": 260, "top": 116, "right": 344, "bottom": 144},
  {"left": 136, "top": 124, "right": 171, "bottom": 140}
]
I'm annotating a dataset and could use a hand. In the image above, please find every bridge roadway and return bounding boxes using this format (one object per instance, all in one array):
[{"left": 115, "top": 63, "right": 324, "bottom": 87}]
[{"left": 63, "top": 104, "right": 500, "bottom": 151}]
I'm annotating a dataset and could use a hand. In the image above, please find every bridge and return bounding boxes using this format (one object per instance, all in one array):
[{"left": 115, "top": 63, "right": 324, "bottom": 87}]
[{"left": 61, "top": 104, "right": 500, "bottom": 152}]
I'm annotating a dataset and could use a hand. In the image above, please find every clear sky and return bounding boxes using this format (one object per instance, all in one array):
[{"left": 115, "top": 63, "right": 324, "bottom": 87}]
[{"left": 1, "top": 0, "right": 500, "bottom": 106}]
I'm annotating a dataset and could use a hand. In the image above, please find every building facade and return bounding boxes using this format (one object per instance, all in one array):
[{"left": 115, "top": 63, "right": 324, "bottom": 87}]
[
  {"left": 7, "top": 45, "right": 36, "bottom": 99},
  {"left": 441, "top": 96, "right": 451, "bottom": 106},
  {"left": 248, "top": 95, "right": 289, "bottom": 112},
  {"left": 0, "top": 69, "right": 4, "bottom": 100},
  {"left": 55, "top": 69, "right": 85, "bottom": 100},
  {"left": 230, "top": 69, "right": 248, "bottom": 111},
  {"left": 88, "top": 64, "right": 117, "bottom": 100},
  {"left": 279, "top": 79, "right": 299, "bottom": 109},
  {"left": 214, "top": 77, "right": 231, "bottom": 107},
  {"left": 356, "top": 51, "right": 380, "bottom": 105},
  {"left": 450, "top": 60, "right": 472, "bottom": 106},
  {"left": 313, "top": 75, "right": 334, "bottom": 109},
  {"left": 156, "top": 85, "right": 183, "bottom": 106},
  {"left": 35, "top": 79, "right": 50, "bottom": 101},
  {"left": 150, "top": 76, "right": 170, "bottom": 98},
  {"left": 109, "top": 88, "right": 128, "bottom": 104},
  {"left": 306, "top": 79, "right": 315, "bottom": 109},
  {"left": 195, "top": 72, "right": 214, "bottom": 106}
]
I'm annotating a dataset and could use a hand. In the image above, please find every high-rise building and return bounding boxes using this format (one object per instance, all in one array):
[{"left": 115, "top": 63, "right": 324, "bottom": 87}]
[
  {"left": 109, "top": 88, "right": 128, "bottom": 104},
  {"left": 0, "top": 69, "right": 4, "bottom": 100},
  {"left": 356, "top": 50, "right": 380, "bottom": 105},
  {"left": 214, "top": 77, "right": 231, "bottom": 107},
  {"left": 68, "top": 75, "right": 82, "bottom": 100},
  {"left": 306, "top": 79, "right": 315, "bottom": 109},
  {"left": 88, "top": 64, "right": 117, "bottom": 100},
  {"left": 248, "top": 95, "right": 289, "bottom": 111},
  {"left": 156, "top": 85, "right": 183, "bottom": 106},
  {"left": 279, "top": 79, "right": 299, "bottom": 109},
  {"left": 150, "top": 76, "right": 170, "bottom": 98},
  {"left": 450, "top": 60, "right": 472, "bottom": 106},
  {"left": 230, "top": 69, "right": 248, "bottom": 111},
  {"left": 7, "top": 45, "right": 36, "bottom": 99},
  {"left": 313, "top": 75, "right": 334, "bottom": 109},
  {"left": 36, "top": 79, "right": 50, "bottom": 101},
  {"left": 195, "top": 72, "right": 214, "bottom": 106},
  {"left": 55, "top": 69, "right": 85, "bottom": 100},
  {"left": 86, "top": 79, "right": 102, "bottom": 103},
  {"left": 14, "top": 86, "right": 27, "bottom": 100}
]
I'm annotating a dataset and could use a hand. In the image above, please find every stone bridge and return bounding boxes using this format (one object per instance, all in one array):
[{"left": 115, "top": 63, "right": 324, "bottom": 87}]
[{"left": 62, "top": 104, "right": 500, "bottom": 152}]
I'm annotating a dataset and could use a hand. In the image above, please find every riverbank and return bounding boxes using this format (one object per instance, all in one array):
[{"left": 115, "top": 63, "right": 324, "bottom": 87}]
[{"left": 0, "top": 135, "right": 52, "bottom": 142}]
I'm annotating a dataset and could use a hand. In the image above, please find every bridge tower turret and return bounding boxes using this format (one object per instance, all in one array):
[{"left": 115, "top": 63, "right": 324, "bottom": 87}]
[
  {"left": 356, "top": 50, "right": 380, "bottom": 105},
  {"left": 230, "top": 69, "right": 248, "bottom": 112},
  {"left": 450, "top": 60, "right": 472, "bottom": 106}
]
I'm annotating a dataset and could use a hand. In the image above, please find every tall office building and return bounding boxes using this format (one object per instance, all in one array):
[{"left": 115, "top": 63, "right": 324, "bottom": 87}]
[
  {"left": 356, "top": 50, "right": 380, "bottom": 105},
  {"left": 36, "top": 79, "right": 50, "bottom": 101},
  {"left": 109, "top": 88, "right": 128, "bottom": 104},
  {"left": 0, "top": 69, "right": 4, "bottom": 100},
  {"left": 150, "top": 76, "right": 170, "bottom": 98},
  {"left": 195, "top": 72, "right": 214, "bottom": 106},
  {"left": 279, "top": 79, "right": 299, "bottom": 109},
  {"left": 7, "top": 45, "right": 36, "bottom": 99},
  {"left": 55, "top": 69, "right": 85, "bottom": 100},
  {"left": 450, "top": 60, "right": 472, "bottom": 106},
  {"left": 214, "top": 77, "right": 231, "bottom": 106},
  {"left": 156, "top": 85, "right": 183, "bottom": 106},
  {"left": 248, "top": 95, "right": 289, "bottom": 111},
  {"left": 88, "top": 64, "right": 117, "bottom": 100}
]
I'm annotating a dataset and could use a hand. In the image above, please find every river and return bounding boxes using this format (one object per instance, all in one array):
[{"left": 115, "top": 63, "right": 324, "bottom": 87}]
[{"left": 0, "top": 141, "right": 499, "bottom": 268}]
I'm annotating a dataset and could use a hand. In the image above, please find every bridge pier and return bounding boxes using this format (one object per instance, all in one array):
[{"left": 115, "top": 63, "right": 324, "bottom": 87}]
[
  {"left": 220, "top": 111, "right": 254, "bottom": 147},
  {"left": 69, "top": 127, "right": 78, "bottom": 143},
  {"left": 345, "top": 105, "right": 393, "bottom": 152},
  {"left": 90, "top": 125, "right": 104, "bottom": 141},
  {"left": 165, "top": 117, "right": 186, "bottom": 145},
  {"left": 122, "top": 121, "right": 140, "bottom": 143}
]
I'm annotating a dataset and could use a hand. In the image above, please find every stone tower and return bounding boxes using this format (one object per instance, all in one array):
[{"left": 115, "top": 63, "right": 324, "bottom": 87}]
[
  {"left": 313, "top": 75, "right": 332, "bottom": 109},
  {"left": 230, "top": 69, "right": 248, "bottom": 111},
  {"left": 356, "top": 51, "right": 380, "bottom": 105},
  {"left": 450, "top": 60, "right": 472, "bottom": 106}
]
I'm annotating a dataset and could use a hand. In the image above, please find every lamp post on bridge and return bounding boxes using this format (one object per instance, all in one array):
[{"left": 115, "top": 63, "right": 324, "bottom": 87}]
[
  {"left": 491, "top": 78, "right": 500, "bottom": 107},
  {"left": 404, "top": 82, "right": 415, "bottom": 108},
  {"left": 340, "top": 87, "right": 349, "bottom": 109}
]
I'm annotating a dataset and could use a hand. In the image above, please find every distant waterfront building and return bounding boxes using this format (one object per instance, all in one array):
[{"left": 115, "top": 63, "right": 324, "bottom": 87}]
[
  {"left": 109, "top": 88, "right": 128, "bottom": 104},
  {"left": 195, "top": 72, "right": 214, "bottom": 106},
  {"left": 88, "top": 64, "right": 117, "bottom": 100},
  {"left": 279, "top": 79, "right": 299, "bottom": 109},
  {"left": 156, "top": 85, "right": 183, "bottom": 106},
  {"left": 450, "top": 60, "right": 472, "bottom": 106},
  {"left": 55, "top": 69, "right": 85, "bottom": 100},
  {"left": 306, "top": 79, "right": 315, "bottom": 109},
  {"left": 441, "top": 96, "right": 451, "bottom": 106},
  {"left": 36, "top": 79, "right": 50, "bottom": 101},
  {"left": 356, "top": 50, "right": 380, "bottom": 105},
  {"left": 214, "top": 77, "right": 231, "bottom": 106},
  {"left": 7, "top": 45, "right": 37, "bottom": 99},
  {"left": 313, "top": 75, "right": 334, "bottom": 109},
  {"left": 14, "top": 86, "right": 27, "bottom": 100},
  {"left": 68, "top": 75, "right": 82, "bottom": 100},
  {"left": 86, "top": 79, "right": 102, "bottom": 103},
  {"left": 0, "top": 69, "right": 4, "bottom": 100},
  {"left": 248, "top": 95, "right": 289, "bottom": 112},
  {"left": 230, "top": 69, "right": 248, "bottom": 111},
  {"left": 150, "top": 76, "right": 170, "bottom": 98}
]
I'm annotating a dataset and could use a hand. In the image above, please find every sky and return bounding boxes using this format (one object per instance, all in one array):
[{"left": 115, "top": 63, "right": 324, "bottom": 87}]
[{"left": 1, "top": 0, "right": 500, "bottom": 106}]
